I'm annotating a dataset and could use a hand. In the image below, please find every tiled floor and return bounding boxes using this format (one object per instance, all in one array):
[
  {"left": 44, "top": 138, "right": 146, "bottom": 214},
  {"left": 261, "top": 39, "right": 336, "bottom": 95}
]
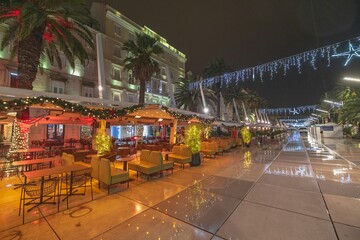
[{"left": 1, "top": 133, "right": 360, "bottom": 239}]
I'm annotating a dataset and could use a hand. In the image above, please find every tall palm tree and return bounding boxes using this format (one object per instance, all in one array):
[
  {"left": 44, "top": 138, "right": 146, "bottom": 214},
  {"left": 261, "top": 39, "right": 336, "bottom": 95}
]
[
  {"left": 174, "top": 75, "right": 216, "bottom": 112},
  {"left": 0, "top": 0, "right": 97, "bottom": 89},
  {"left": 223, "top": 83, "right": 248, "bottom": 121},
  {"left": 203, "top": 58, "right": 231, "bottom": 118},
  {"left": 243, "top": 88, "right": 267, "bottom": 110},
  {"left": 123, "top": 33, "right": 163, "bottom": 104}
]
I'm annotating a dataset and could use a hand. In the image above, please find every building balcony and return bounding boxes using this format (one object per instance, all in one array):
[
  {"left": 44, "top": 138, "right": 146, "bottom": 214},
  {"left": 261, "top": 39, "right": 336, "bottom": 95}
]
[{"left": 145, "top": 88, "right": 168, "bottom": 97}]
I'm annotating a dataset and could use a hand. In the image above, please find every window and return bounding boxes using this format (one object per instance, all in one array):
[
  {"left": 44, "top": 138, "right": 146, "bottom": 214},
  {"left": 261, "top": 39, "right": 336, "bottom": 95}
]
[
  {"left": 128, "top": 70, "right": 135, "bottom": 84},
  {"left": 160, "top": 81, "right": 167, "bottom": 93},
  {"left": 128, "top": 94, "right": 135, "bottom": 102},
  {"left": 113, "top": 92, "right": 121, "bottom": 101},
  {"left": 52, "top": 80, "right": 65, "bottom": 94},
  {"left": 83, "top": 86, "right": 94, "bottom": 98},
  {"left": 10, "top": 72, "right": 19, "bottom": 88},
  {"left": 47, "top": 124, "right": 64, "bottom": 140},
  {"left": 112, "top": 67, "right": 121, "bottom": 80},
  {"left": 114, "top": 46, "right": 122, "bottom": 58},
  {"left": 114, "top": 25, "right": 121, "bottom": 36}
]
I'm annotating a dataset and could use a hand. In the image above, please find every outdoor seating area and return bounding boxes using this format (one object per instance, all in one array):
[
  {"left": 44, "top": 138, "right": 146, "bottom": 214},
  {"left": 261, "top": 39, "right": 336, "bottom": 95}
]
[
  {"left": 2, "top": 132, "right": 359, "bottom": 239},
  {"left": 0, "top": 135, "right": 242, "bottom": 227}
]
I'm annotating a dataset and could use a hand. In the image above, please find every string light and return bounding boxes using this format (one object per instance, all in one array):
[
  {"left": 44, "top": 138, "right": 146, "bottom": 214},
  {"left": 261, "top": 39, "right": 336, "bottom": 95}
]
[
  {"left": 0, "top": 96, "right": 144, "bottom": 120},
  {"left": 161, "top": 106, "right": 216, "bottom": 125},
  {"left": 7, "top": 119, "right": 30, "bottom": 158},
  {"left": 259, "top": 105, "right": 317, "bottom": 115},
  {"left": 189, "top": 36, "right": 360, "bottom": 90},
  {"left": 332, "top": 42, "right": 360, "bottom": 66}
]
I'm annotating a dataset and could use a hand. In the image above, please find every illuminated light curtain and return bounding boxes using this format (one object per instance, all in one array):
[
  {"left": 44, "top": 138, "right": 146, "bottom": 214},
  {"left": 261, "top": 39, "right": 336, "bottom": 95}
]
[{"left": 189, "top": 36, "right": 360, "bottom": 90}]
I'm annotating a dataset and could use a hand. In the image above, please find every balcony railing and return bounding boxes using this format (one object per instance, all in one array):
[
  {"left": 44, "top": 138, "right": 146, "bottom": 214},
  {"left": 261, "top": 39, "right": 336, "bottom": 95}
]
[{"left": 145, "top": 88, "right": 168, "bottom": 97}]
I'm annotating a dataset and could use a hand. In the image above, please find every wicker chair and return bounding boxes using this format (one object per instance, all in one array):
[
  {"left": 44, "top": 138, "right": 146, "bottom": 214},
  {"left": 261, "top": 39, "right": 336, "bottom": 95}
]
[{"left": 20, "top": 177, "right": 59, "bottom": 224}]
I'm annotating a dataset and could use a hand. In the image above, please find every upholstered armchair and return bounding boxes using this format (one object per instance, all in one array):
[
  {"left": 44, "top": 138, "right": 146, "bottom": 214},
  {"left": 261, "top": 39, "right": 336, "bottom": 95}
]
[{"left": 99, "top": 158, "right": 129, "bottom": 194}]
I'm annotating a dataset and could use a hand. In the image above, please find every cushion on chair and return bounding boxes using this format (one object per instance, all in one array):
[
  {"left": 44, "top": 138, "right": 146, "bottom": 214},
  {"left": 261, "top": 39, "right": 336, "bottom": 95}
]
[
  {"left": 99, "top": 158, "right": 129, "bottom": 185},
  {"left": 90, "top": 156, "right": 100, "bottom": 180},
  {"left": 162, "top": 160, "right": 173, "bottom": 170},
  {"left": 110, "top": 168, "right": 129, "bottom": 183},
  {"left": 140, "top": 149, "right": 151, "bottom": 162}
]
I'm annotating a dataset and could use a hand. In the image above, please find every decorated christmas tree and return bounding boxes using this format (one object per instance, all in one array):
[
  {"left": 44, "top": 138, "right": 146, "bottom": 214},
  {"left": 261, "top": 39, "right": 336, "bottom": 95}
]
[{"left": 7, "top": 119, "right": 29, "bottom": 159}]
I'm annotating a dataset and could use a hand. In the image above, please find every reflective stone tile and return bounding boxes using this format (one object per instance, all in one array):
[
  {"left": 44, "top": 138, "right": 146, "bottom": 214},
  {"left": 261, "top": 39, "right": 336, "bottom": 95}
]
[
  {"left": 198, "top": 175, "right": 254, "bottom": 200},
  {"left": 309, "top": 158, "right": 350, "bottom": 165},
  {"left": 275, "top": 156, "right": 309, "bottom": 164},
  {"left": 46, "top": 194, "right": 148, "bottom": 239},
  {"left": 335, "top": 223, "right": 360, "bottom": 240},
  {"left": 265, "top": 162, "right": 314, "bottom": 178},
  {"left": 184, "top": 164, "right": 224, "bottom": 175},
  {"left": 211, "top": 236, "right": 225, "bottom": 240},
  {"left": 0, "top": 218, "right": 58, "bottom": 240},
  {"left": 119, "top": 180, "right": 185, "bottom": 207},
  {"left": 318, "top": 180, "right": 360, "bottom": 198},
  {"left": 245, "top": 183, "right": 329, "bottom": 219},
  {"left": 258, "top": 174, "right": 320, "bottom": 192},
  {"left": 0, "top": 200, "right": 43, "bottom": 231},
  {"left": 214, "top": 164, "right": 268, "bottom": 182},
  {"left": 324, "top": 194, "right": 360, "bottom": 227},
  {"left": 160, "top": 170, "right": 210, "bottom": 187},
  {"left": 217, "top": 202, "right": 337, "bottom": 240},
  {"left": 93, "top": 209, "right": 213, "bottom": 240},
  {"left": 154, "top": 185, "right": 240, "bottom": 234}
]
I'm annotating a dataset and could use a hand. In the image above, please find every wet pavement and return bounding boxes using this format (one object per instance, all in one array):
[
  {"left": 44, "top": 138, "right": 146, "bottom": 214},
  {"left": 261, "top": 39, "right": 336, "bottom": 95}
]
[{"left": 0, "top": 133, "right": 359, "bottom": 239}]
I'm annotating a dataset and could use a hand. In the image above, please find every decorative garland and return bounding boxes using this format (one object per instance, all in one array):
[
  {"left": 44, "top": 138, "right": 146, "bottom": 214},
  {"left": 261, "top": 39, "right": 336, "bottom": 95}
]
[
  {"left": 0, "top": 96, "right": 216, "bottom": 123},
  {"left": 161, "top": 106, "right": 216, "bottom": 125},
  {"left": 189, "top": 36, "right": 360, "bottom": 90},
  {"left": 0, "top": 96, "right": 144, "bottom": 120},
  {"left": 259, "top": 105, "right": 317, "bottom": 115}
]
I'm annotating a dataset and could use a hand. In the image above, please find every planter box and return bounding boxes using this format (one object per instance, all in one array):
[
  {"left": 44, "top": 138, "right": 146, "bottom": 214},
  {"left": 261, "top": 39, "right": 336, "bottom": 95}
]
[{"left": 190, "top": 152, "right": 201, "bottom": 166}]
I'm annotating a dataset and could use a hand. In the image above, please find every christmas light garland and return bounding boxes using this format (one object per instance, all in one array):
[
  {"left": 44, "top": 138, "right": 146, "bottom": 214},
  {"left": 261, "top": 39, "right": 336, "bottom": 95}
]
[
  {"left": 0, "top": 97, "right": 217, "bottom": 124},
  {"left": 189, "top": 36, "right": 360, "bottom": 90},
  {"left": 259, "top": 105, "right": 317, "bottom": 115},
  {"left": 161, "top": 106, "right": 216, "bottom": 125},
  {"left": 0, "top": 96, "right": 144, "bottom": 120}
]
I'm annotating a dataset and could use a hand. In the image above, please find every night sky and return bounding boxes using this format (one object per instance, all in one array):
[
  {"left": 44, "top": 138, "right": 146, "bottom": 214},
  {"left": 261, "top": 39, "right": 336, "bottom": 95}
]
[{"left": 91, "top": 0, "right": 360, "bottom": 107}]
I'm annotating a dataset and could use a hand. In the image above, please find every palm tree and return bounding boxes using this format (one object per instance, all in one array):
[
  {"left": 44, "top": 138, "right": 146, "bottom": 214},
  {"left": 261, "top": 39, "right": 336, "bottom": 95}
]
[
  {"left": 174, "top": 75, "right": 216, "bottom": 112},
  {"left": 223, "top": 83, "right": 248, "bottom": 121},
  {"left": 243, "top": 88, "right": 267, "bottom": 110},
  {"left": 336, "top": 85, "right": 360, "bottom": 129},
  {"left": 123, "top": 33, "right": 163, "bottom": 104},
  {"left": 0, "top": 0, "right": 97, "bottom": 89},
  {"left": 203, "top": 58, "right": 231, "bottom": 118}
]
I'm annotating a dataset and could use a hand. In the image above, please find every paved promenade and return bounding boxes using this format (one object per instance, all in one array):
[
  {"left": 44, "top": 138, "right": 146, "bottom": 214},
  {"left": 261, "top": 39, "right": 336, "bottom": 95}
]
[{"left": 0, "top": 133, "right": 359, "bottom": 239}]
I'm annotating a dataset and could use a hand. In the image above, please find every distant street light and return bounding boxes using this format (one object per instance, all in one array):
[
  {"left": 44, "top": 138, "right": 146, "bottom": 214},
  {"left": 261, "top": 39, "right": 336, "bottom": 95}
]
[
  {"left": 316, "top": 108, "right": 328, "bottom": 113},
  {"left": 323, "top": 99, "right": 343, "bottom": 106},
  {"left": 203, "top": 107, "right": 209, "bottom": 114},
  {"left": 344, "top": 77, "right": 360, "bottom": 82}
]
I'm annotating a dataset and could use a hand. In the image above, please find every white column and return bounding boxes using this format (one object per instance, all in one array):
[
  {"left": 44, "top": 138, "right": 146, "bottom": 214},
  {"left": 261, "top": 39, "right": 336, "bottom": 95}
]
[
  {"left": 165, "top": 66, "right": 176, "bottom": 107},
  {"left": 96, "top": 33, "right": 106, "bottom": 99}
]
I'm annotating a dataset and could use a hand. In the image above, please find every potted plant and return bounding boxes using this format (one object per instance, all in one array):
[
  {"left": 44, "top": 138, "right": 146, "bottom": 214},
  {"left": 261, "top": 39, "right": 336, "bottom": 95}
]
[
  {"left": 93, "top": 132, "right": 112, "bottom": 156},
  {"left": 185, "top": 124, "right": 202, "bottom": 166},
  {"left": 240, "top": 127, "right": 252, "bottom": 147}
]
